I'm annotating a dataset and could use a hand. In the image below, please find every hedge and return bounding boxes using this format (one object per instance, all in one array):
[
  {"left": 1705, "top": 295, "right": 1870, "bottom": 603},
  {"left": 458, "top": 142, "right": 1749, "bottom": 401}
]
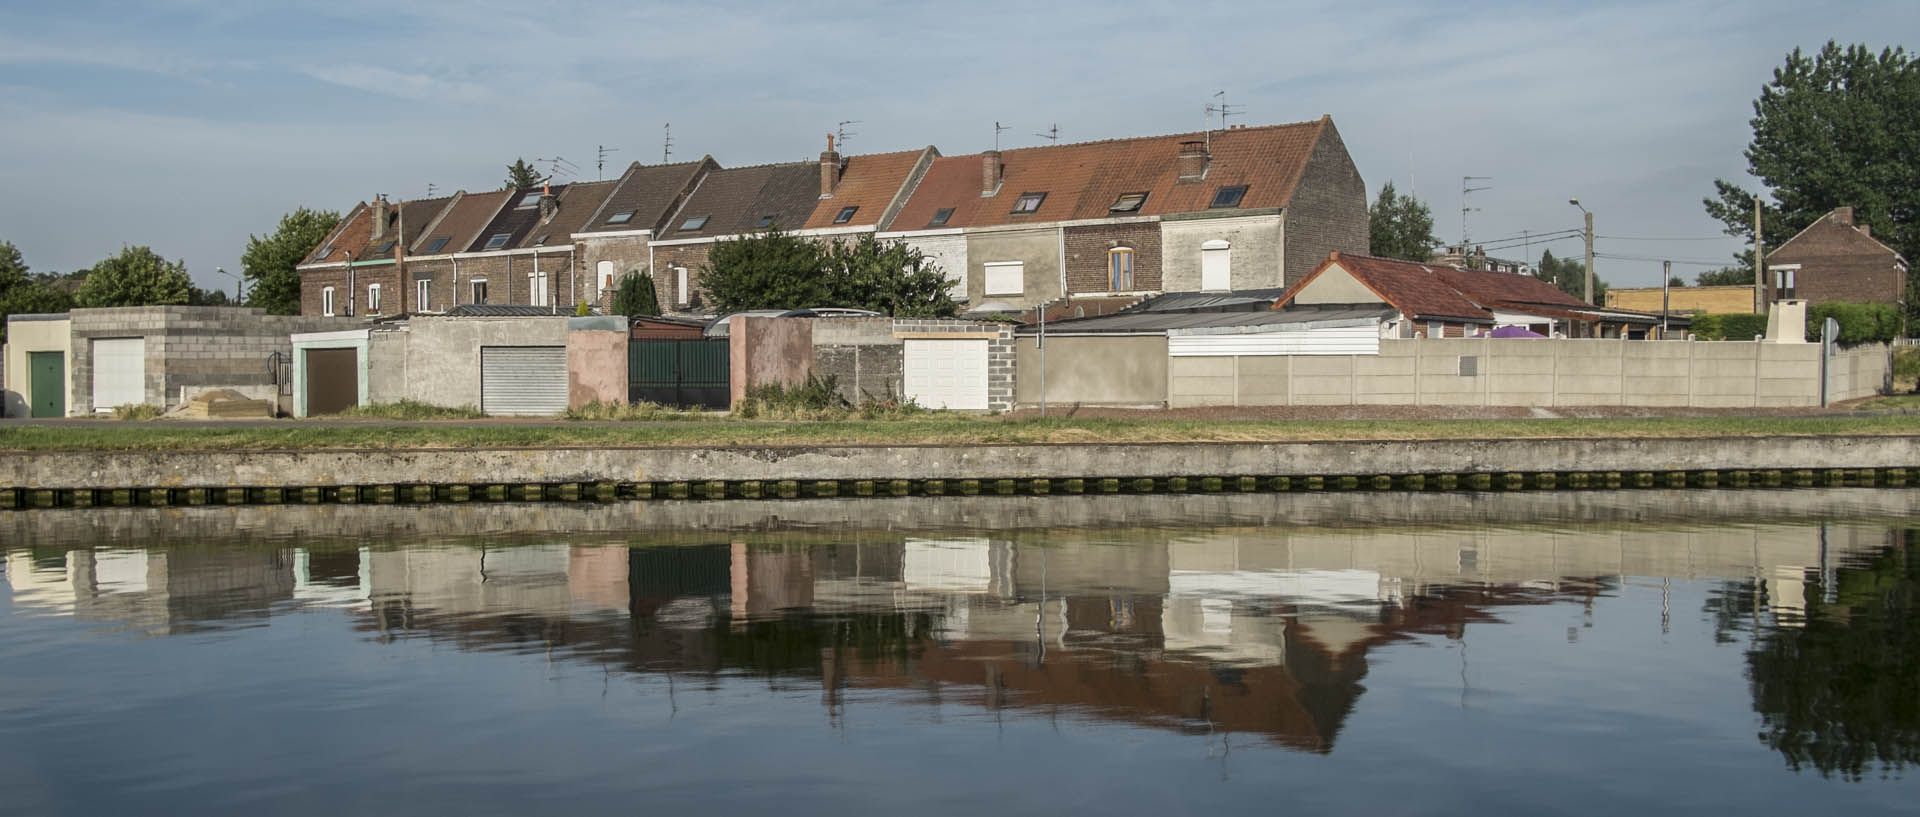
[{"left": 1691, "top": 302, "right": 1901, "bottom": 347}]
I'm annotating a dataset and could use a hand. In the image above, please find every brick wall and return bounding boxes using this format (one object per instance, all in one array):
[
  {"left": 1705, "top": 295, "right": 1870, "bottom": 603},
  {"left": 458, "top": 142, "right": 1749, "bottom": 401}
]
[
  {"left": 1770, "top": 212, "right": 1906, "bottom": 306},
  {"left": 69, "top": 306, "right": 354, "bottom": 412},
  {"left": 1282, "top": 122, "right": 1368, "bottom": 284},
  {"left": 577, "top": 233, "right": 654, "bottom": 308},
  {"left": 650, "top": 243, "right": 714, "bottom": 313},
  {"left": 1063, "top": 222, "right": 1161, "bottom": 294},
  {"left": 299, "top": 267, "right": 348, "bottom": 317}
]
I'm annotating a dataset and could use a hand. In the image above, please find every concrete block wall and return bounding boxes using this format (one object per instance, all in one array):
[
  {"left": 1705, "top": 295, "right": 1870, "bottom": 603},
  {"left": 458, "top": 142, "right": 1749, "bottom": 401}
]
[
  {"left": 812, "top": 317, "right": 904, "bottom": 405},
  {"left": 1160, "top": 337, "right": 1868, "bottom": 409},
  {"left": 893, "top": 318, "right": 1016, "bottom": 412},
  {"left": 69, "top": 307, "right": 353, "bottom": 413},
  {"left": 379, "top": 316, "right": 569, "bottom": 409}
]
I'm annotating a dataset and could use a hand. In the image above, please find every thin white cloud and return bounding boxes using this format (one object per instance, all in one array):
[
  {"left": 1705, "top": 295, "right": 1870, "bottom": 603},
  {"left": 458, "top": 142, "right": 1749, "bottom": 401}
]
[{"left": 297, "top": 64, "right": 491, "bottom": 104}]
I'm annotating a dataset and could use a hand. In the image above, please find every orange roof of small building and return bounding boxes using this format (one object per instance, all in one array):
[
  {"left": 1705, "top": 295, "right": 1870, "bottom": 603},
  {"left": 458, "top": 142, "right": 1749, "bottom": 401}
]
[
  {"left": 1276, "top": 253, "right": 1495, "bottom": 323},
  {"left": 889, "top": 119, "right": 1331, "bottom": 231},
  {"left": 802, "top": 147, "right": 933, "bottom": 229}
]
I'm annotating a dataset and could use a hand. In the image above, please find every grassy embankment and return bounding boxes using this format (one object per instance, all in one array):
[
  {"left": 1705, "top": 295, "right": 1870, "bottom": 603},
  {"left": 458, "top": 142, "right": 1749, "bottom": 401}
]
[{"left": 5, "top": 414, "right": 1920, "bottom": 452}]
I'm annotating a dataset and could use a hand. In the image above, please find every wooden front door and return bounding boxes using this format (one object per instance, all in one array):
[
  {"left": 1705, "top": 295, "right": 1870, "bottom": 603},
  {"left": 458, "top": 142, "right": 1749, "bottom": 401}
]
[{"left": 305, "top": 347, "right": 359, "bottom": 415}]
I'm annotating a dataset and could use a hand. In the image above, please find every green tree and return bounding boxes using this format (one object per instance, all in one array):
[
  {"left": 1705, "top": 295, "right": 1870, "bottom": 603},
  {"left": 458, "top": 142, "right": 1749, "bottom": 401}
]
[
  {"left": 1537, "top": 249, "right": 1607, "bottom": 303},
  {"left": 612, "top": 268, "right": 660, "bottom": 317},
  {"left": 0, "top": 241, "right": 77, "bottom": 343},
  {"left": 824, "top": 233, "right": 959, "bottom": 317},
  {"left": 1696, "top": 266, "right": 1753, "bottom": 287},
  {"left": 242, "top": 207, "right": 340, "bottom": 315},
  {"left": 0, "top": 240, "right": 26, "bottom": 292},
  {"left": 1368, "top": 181, "right": 1438, "bottom": 261},
  {"left": 504, "top": 158, "right": 543, "bottom": 189},
  {"left": 701, "top": 228, "right": 832, "bottom": 312},
  {"left": 75, "top": 246, "right": 193, "bottom": 308},
  {"left": 1703, "top": 42, "right": 1920, "bottom": 315}
]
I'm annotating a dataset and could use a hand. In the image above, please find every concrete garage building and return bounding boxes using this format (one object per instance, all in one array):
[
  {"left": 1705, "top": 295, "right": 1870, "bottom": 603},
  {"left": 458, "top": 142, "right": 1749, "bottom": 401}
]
[{"left": 3, "top": 313, "right": 74, "bottom": 418}]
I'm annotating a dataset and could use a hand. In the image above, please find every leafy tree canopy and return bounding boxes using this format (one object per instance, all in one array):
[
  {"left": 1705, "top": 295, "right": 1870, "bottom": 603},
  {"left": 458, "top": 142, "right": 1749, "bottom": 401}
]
[
  {"left": 700, "top": 229, "right": 959, "bottom": 317},
  {"left": 612, "top": 268, "right": 660, "bottom": 318},
  {"left": 1368, "top": 181, "right": 1438, "bottom": 262},
  {"left": 242, "top": 207, "right": 340, "bottom": 315},
  {"left": 1703, "top": 42, "right": 1920, "bottom": 314},
  {"left": 504, "top": 158, "right": 543, "bottom": 190},
  {"left": 0, "top": 241, "right": 76, "bottom": 343},
  {"left": 75, "top": 246, "right": 193, "bottom": 308},
  {"left": 1697, "top": 266, "right": 1754, "bottom": 287},
  {"left": 1537, "top": 249, "right": 1607, "bottom": 303},
  {"left": 0, "top": 241, "right": 27, "bottom": 291}
]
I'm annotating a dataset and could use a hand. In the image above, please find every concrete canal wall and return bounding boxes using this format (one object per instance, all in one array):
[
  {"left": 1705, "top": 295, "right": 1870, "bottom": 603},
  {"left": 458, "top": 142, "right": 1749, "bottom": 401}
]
[{"left": 2, "top": 435, "right": 1917, "bottom": 508}]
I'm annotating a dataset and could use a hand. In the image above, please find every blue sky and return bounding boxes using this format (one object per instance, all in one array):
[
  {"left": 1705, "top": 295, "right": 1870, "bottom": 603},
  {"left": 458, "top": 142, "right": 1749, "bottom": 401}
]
[{"left": 1, "top": 0, "right": 1913, "bottom": 292}]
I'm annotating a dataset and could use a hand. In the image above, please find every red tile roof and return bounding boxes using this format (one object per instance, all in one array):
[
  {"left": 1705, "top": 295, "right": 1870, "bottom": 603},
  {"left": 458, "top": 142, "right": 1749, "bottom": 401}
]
[
  {"left": 889, "top": 119, "right": 1330, "bottom": 230},
  {"left": 802, "top": 147, "right": 932, "bottom": 230},
  {"left": 302, "top": 204, "right": 370, "bottom": 266},
  {"left": 1275, "top": 253, "right": 1494, "bottom": 322}
]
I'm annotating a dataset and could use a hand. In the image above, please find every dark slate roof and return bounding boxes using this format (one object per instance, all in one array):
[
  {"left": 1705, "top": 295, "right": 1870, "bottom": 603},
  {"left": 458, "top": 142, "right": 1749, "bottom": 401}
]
[
  {"left": 467, "top": 186, "right": 558, "bottom": 252},
  {"left": 443, "top": 304, "right": 571, "bottom": 317},
  {"left": 516, "top": 180, "right": 618, "bottom": 249},
  {"left": 581, "top": 159, "right": 715, "bottom": 234},
  {"left": 356, "top": 196, "right": 455, "bottom": 262},
  {"left": 660, "top": 161, "right": 822, "bottom": 239},
  {"left": 1017, "top": 305, "right": 1390, "bottom": 335},
  {"left": 1126, "top": 287, "right": 1291, "bottom": 313},
  {"left": 410, "top": 190, "right": 511, "bottom": 255}
]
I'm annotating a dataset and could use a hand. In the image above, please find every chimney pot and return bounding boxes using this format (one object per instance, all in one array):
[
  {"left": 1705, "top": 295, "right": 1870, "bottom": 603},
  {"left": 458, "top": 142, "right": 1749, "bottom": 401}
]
[
  {"left": 370, "top": 194, "right": 389, "bottom": 241},
  {"left": 982, "top": 150, "right": 1003, "bottom": 195},
  {"left": 1175, "top": 140, "right": 1209, "bottom": 182},
  {"left": 820, "top": 133, "right": 842, "bottom": 197}
]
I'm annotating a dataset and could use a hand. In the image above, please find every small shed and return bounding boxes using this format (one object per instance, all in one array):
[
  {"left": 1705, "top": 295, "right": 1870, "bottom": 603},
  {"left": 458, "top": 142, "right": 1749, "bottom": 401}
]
[{"left": 628, "top": 315, "right": 709, "bottom": 340}]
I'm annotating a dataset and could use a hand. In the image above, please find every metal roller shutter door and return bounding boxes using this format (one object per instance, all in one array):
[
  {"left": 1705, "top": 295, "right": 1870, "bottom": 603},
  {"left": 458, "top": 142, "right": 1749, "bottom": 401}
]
[
  {"left": 481, "top": 346, "right": 568, "bottom": 416},
  {"left": 903, "top": 339, "right": 988, "bottom": 410},
  {"left": 91, "top": 337, "right": 146, "bottom": 412}
]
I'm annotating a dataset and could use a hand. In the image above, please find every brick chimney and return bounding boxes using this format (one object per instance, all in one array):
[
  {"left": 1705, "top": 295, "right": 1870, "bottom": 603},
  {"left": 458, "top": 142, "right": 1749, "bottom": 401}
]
[
  {"left": 1175, "top": 141, "right": 1208, "bottom": 182},
  {"left": 539, "top": 183, "right": 557, "bottom": 221},
  {"left": 370, "top": 194, "right": 389, "bottom": 240},
  {"left": 982, "top": 150, "right": 1002, "bottom": 195},
  {"left": 1833, "top": 206, "right": 1855, "bottom": 226},
  {"left": 820, "top": 134, "right": 841, "bottom": 197}
]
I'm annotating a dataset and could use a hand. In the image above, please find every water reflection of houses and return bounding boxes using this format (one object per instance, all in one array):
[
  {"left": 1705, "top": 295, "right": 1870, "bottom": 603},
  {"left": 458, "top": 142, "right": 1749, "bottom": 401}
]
[{"left": 4, "top": 518, "right": 1887, "bottom": 752}]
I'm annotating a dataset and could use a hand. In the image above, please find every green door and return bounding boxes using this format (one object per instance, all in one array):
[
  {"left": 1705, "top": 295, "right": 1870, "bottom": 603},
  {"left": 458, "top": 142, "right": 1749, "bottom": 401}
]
[{"left": 28, "top": 351, "right": 64, "bottom": 417}]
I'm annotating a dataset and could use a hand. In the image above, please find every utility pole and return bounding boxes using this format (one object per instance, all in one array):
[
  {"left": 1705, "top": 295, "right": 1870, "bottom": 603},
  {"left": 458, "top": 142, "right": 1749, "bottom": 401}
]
[
  {"left": 1662, "top": 260, "right": 1671, "bottom": 338},
  {"left": 1461, "top": 176, "right": 1492, "bottom": 248},
  {"left": 1584, "top": 209, "right": 1595, "bottom": 306},
  {"left": 1753, "top": 195, "right": 1766, "bottom": 313}
]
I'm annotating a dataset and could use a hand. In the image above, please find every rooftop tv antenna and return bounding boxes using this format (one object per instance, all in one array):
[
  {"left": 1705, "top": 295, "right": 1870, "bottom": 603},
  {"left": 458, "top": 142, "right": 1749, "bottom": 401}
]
[
  {"left": 1461, "top": 175, "right": 1492, "bottom": 247},
  {"left": 993, "top": 121, "right": 1010, "bottom": 151},
  {"left": 1205, "top": 90, "right": 1242, "bottom": 132},
  {"left": 836, "top": 120, "right": 861, "bottom": 152},
  {"left": 1035, "top": 123, "right": 1059, "bottom": 143},
  {"left": 596, "top": 144, "right": 620, "bottom": 179},
  {"left": 662, "top": 123, "right": 673, "bottom": 163},
  {"left": 535, "top": 156, "right": 579, "bottom": 181},
  {"left": 425, "top": 182, "right": 438, "bottom": 199}
]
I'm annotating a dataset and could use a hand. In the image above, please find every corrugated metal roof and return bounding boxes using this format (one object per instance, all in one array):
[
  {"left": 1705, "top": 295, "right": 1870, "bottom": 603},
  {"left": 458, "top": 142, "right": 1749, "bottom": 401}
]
[
  {"left": 1018, "top": 305, "right": 1390, "bottom": 335},
  {"left": 1126, "top": 288, "right": 1290, "bottom": 313},
  {"left": 443, "top": 304, "right": 571, "bottom": 317}
]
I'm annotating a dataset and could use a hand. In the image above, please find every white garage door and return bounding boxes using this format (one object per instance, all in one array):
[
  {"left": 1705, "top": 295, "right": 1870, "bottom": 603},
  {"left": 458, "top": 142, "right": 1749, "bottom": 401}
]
[
  {"left": 91, "top": 337, "right": 146, "bottom": 412},
  {"left": 480, "top": 346, "right": 568, "bottom": 416},
  {"left": 904, "top": 339, "right": 988, "bottom": 410}
]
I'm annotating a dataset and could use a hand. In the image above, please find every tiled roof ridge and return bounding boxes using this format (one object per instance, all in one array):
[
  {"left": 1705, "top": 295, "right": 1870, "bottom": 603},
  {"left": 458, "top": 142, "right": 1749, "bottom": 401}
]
[
  {"left": 942, "top": 117, "right": 1326, "bottom": 159},
  {"left": 712, "top": 157, "right": 817, "bottom": 171}
]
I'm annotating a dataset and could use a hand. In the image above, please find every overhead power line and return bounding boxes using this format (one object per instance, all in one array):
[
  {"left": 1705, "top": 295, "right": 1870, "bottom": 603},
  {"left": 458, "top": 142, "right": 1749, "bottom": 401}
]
[{"left": 1596, "top": 234, "right": 1733, "bottom": 242}]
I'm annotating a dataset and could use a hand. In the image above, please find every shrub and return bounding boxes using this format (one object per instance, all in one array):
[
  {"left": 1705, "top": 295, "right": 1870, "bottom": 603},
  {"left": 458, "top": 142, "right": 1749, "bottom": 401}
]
[
  {"left": 338, "top": 400, "right": 484, "bottom": 420},
  {"left": 111, "top": 403, "right": 163, "bottom": 421},
  {"left": 1693, "top": 312, "right": 1769, "bottom": 340},
  {"left": 563, "top": 400, "right": 682, "bottom": 421},
  {"left": 1806, "top": 302, "right": 1900, "bottom": 346}
]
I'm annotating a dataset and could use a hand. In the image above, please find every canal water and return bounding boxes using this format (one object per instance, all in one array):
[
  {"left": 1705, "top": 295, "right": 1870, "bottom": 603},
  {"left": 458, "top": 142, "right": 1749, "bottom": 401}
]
[{"left": 3, "top": 488, "right": 1917, "bottom": 815}]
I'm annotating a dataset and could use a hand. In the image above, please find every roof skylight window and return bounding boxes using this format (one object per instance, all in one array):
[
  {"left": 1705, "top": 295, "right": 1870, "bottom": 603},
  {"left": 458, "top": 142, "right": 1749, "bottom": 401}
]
[
  {"left": 424, "top": 236, "right": 450, "bottom": 254},
  {"left": 929, "top": 207, "right": 955, "bottom": 227},
  {"left": 1209, "top": 185, "right": 1248, "bottom": 209},
  {"left": 484, "top": 233, "right": 511, "bottom": 250},
  {"left": 533, "top": 233, "right": 550, "bottom": 246},
  {"left": 678, "top": 215, "right": 709, "bottom": 231},
  {"left": 755, "top": 215, "right": 776, "bottom": 229},
  {"left": 606, "top": 210, "right": 635, "bottom": 225},
  {"left": 833, "top": 206, "right": 859, "bottom": 224},
  {"left": 515, "top": 192, "right": 542, "bottom": 209},
  {"left": 1109, "top": 192, "right": 1148, "bottom": 213},
  {"left": 373, "top": 240, "right": 397, "bottom": 255},
  {"left": 1011, "top": 192, "right": 1047, "bottom": 214}
]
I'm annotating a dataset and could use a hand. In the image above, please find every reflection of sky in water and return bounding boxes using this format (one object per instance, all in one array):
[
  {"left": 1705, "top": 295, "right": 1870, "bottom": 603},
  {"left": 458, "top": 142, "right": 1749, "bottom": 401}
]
[{"left": 2, "top": 492, "right": 1916, "bottom": 815}]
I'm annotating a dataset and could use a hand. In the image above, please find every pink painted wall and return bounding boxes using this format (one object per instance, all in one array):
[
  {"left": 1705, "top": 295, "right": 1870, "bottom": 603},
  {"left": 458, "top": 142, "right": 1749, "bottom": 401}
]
[
  {"left": 729, "top": 316, "right": 813, "bottom": 406},
  {"left": 567, "top": 330, "right": 629, "bottom": 407}
]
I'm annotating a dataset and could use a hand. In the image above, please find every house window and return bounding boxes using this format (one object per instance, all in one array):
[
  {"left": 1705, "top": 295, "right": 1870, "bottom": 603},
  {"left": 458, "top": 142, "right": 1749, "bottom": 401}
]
[
  {"left": 1427, "top": 321, "right": 1443, "bottom": 338},
  {"left": 416, "top": 278, "right": 430, "bottom": 312},
  {"left": 528, "top": 271, "right": 550, "bottom": 307},
  {"left": 366, "top": 283, "right": 382, "bottom": 314},
  {"left": 606, "top": 210, "right": 635, "bottom": 225},
  {"left": 678, "top": 215, "right": 709, "bottom": 232},
  {"left": 373, "top": 240, "right": 397, "bottom": 255},
  {"left": 597, "top": 260, "right": 615, "bottom": 292},
  {"left": 483, "top": 233, "right": 511, "bottom": 250},
  {"left": 1109, "top": 192, "right": 1148, "bottom": 213},
  {"left": 516, "top": 192, "right": 541, "bottom": 209},
  {"left": 1200, "top": 239, "right": 1231, "bottom": 291},
  {"left": 312, "top": 245, "right": 332, "bottom": 261},
  {"left": 984, "top": 261, "right": 1024, "bottom": 296},
  {"left": 929, "top": 207, "right": 955, "bottom": 227},
  {"left": 1010, "top": 192, "right": 1047, "bottom": 214},
  {"left": 675, "top": 267, "right": 690, "bottom": 306},
  {"left": 321, "top": 286, "right": 336, "bottom": 316},
  {"left": 424, "top": 236, "right": 450, "bottom": 254},
  {"left": 1210, "top": 185, "right": 1248, "bottom": 209},
  {"left": 755, "top": 215, "right": 776, "bottom": 229},
  {"left": 833, "top": 206, "right": 859, "bottom": 224},
  {"left": 1109, "top": 248, "right": 1134, "bottom": 291},
  {"left": 471, "top": 279, "right": 489, "bottom": 304}
]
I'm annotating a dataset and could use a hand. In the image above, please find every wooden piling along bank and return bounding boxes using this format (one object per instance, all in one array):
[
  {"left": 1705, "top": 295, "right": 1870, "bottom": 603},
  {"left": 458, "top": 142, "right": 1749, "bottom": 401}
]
[{"left": 2, "top": 436, "right": 1917, "bottom": 510}]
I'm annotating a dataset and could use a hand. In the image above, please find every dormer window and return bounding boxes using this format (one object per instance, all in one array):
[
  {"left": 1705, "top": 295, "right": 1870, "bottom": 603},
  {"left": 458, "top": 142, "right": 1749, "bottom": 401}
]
[
  {"left": 929, "top": 207, "right": 955, "bottom": 227},
  {"left": 678, "top": 215, "right": 709, "bottom": 232},
  {"left": 483, "top": 233, "right": 511, "bottom": 250},
  {"left": 1209, "top": 185, "right": 1248, "bottom": 209},
  {"left": 1011, "top": 192, "right": 1047, "bottom": 214},
  {"left": 833, "top": 206, "right": 858, "bottom": 224},
  {"left": 1109, "top": 192, "right": 1148, "bottom": 213},
  {"left": 606, "top": 210, "right": 635, "bottom": 225}
]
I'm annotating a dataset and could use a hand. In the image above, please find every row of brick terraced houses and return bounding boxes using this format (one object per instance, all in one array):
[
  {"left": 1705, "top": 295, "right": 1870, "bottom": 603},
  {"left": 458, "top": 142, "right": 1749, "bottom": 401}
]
[{"left": 295, "top": 116, "right": 1368, "bottom": 319}]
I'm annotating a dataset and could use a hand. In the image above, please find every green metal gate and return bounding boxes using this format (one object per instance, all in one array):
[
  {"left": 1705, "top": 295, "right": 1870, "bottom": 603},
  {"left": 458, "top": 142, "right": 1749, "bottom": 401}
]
[
  {"left": 28, "top": 351, "right": 64, "bottom": 418},
  {"left": 630, "top": 339, "right": 730, "bottom": 409}
]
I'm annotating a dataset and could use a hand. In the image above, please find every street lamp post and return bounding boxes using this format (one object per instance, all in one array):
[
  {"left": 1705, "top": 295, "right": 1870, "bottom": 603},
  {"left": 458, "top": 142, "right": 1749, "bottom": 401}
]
[
  {"left": 215, "top": 266, "right": 244, "bottom": 304},
  {"left": 1568, "top": 200, "right": 1594, "bottom": 307}
]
